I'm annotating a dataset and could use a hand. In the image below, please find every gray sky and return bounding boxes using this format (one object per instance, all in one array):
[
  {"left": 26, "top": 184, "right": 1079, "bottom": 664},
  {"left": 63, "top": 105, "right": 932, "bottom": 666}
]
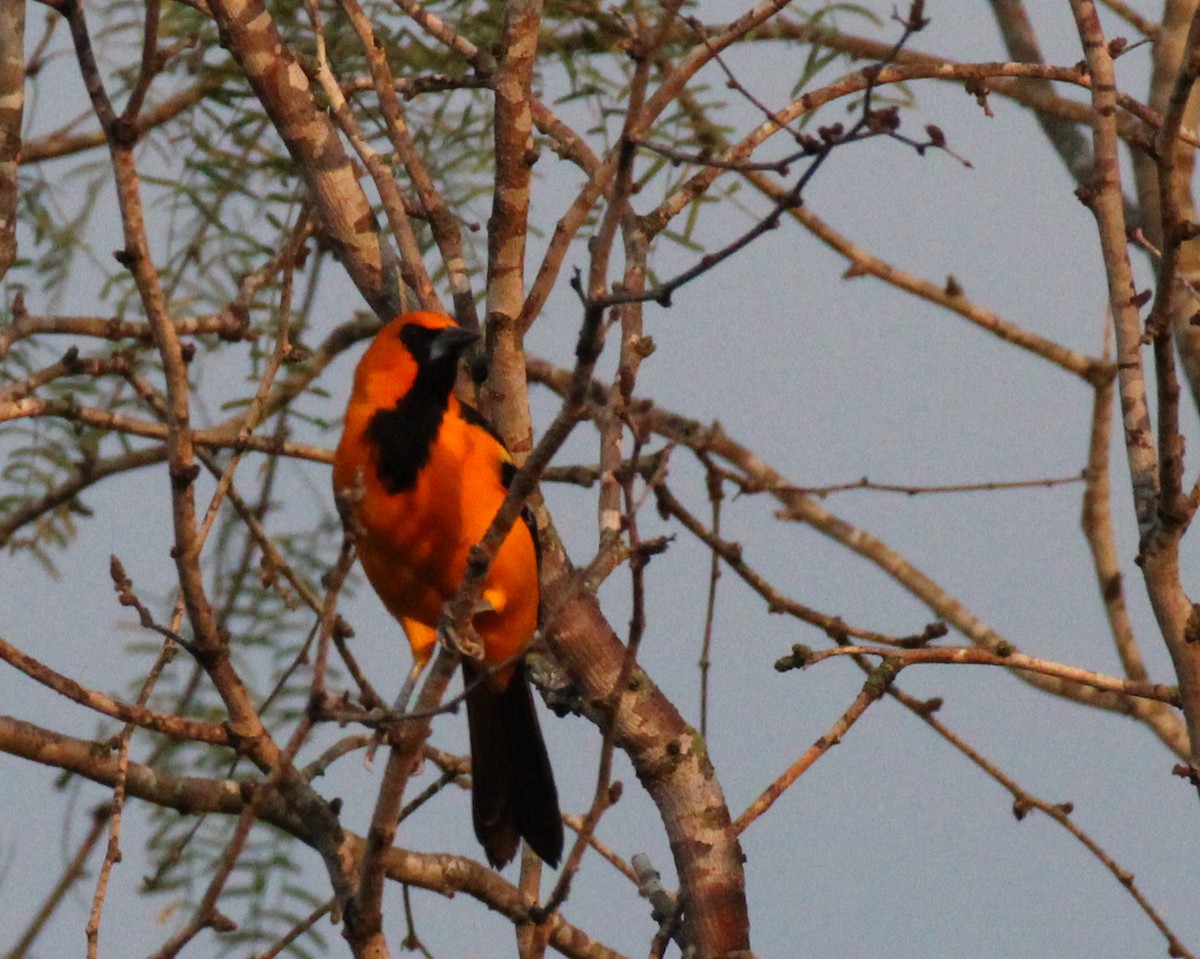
[{"left": 4, "top": 2, "right": 1199, "bottom": 957}]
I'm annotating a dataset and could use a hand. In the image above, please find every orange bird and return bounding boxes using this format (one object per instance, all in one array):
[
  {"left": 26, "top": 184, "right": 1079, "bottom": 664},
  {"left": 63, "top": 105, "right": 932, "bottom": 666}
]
[{"left": 332, "top": 311, "right": 563, "bottom": 869}]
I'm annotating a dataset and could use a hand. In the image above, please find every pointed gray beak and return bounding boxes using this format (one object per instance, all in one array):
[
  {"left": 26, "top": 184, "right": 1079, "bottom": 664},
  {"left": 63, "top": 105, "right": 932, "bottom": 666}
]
[{"left": 430, "top": 325, "right": 481, "bottom": 362}]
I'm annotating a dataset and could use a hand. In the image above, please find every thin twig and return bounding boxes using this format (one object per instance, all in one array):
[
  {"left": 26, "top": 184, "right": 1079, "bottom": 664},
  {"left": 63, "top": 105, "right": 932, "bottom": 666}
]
[
  {"left": 791, "top": 644, "right": 1180, "bottom": 706},
  {"left": 733, "top": 661, "right": 897, "bottom": 833},
  {"left": 0, "top": 633, "right": 229, "bottom": 744},
  {"left": 654, "top": 480, "right": 940, "bottom": 647},
  {"left": 251, "top": 899, "right": 335, "bottom": 959},
  {"left": 888, "top": 684, "right": 1194, "bottom": 959},
  {"left": 789, "top": 472, "right": 1087, "bottom": 497},
  {"left": 4, "top": 805, "right": 110, "bottom": 959},
  {"left": 698, "top": 461, "right": 722, "bottom": 738}
]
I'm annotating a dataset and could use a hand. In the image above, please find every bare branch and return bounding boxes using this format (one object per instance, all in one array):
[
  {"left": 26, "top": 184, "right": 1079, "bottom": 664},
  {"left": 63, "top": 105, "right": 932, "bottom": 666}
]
[
  {"left": 733, "top": 662, "right": 895, "bottom": 834},
  {"left": 793, "top": 643, "right": 1180, "bottom": 706},
  {"left": 205, "top": 0, "right": 396, "bottom": 316},
  {"left": 0, "top": 0, "right": 23, "bottom": 279},
  {"left": 988, "top": 0, "right": 1108, "bottom": 205},
  {"left": 528, "top": 356, "right": 1193, "bottom": 757},
  {"left": 0, "top": 633, "right": 230, "bottom": 745},
  {"left": 889, "top": 685, "right": 1195, "bottom": 959},
  {"left": 4, "top": 804, "right": 109, "bottom": 959},
  {"left": 1071, "top": 0, "right": 1200, "bottom": 780}
]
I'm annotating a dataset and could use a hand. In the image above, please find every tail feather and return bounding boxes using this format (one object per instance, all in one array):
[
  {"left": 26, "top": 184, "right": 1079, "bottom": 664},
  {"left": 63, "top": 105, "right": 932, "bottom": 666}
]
[{"left": 465, "top": 661, "right": 563, "bottom": 869}]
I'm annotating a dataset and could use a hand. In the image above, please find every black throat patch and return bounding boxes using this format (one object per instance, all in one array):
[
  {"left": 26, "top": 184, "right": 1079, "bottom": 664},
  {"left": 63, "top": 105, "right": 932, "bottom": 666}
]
[{"left": 367, "top": 325, "right": 465, "bottom": 494}]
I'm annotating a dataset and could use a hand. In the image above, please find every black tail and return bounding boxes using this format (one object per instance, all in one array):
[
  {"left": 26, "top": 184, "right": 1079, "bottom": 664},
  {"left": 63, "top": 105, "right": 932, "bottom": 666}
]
[{"left": 464, "top": 660, "right": 563, "bottom": 869}]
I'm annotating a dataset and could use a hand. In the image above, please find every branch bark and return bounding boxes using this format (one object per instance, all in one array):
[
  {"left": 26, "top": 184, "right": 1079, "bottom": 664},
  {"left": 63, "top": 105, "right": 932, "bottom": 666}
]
[
  {"left": 205, "top": 0, "right": 399, "bottom": 317},
  {"left": 1072, "top": 0, "right": 1200, "bottom": 778},
  {"left": 0, "top": 0, "right": 24, "bottom": 279}
]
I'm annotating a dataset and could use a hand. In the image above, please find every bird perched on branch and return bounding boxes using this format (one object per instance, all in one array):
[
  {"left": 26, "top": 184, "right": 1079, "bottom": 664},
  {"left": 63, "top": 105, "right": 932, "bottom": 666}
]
[{"left": 332, "top": 310, "right": 563, "bottom": 869}]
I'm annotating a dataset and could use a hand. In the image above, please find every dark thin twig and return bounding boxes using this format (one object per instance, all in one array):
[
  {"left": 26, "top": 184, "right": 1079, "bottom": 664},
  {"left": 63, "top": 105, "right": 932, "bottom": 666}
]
[
  {"left": 654, "top": 480, "right": 939, "bottom": 647},
  {"left": 4, "top": 805, "right": 110, "bottom": 959},
  {"left": 888, "top": 684, "right": 1194, "bottom": 959},
  {"left": 788, "top": 472, "right": 1086, "bottom": 498},
  {"left": 698, "top": 457, "right": 722, "bottom": 738},
  {"left": 733, "top": 661, "right": 897, "bottom": 833},
  {"left": 586, "top": 5, "right": 937, "bottom": 311},
  {"left": 251, "top": 900, "right": 335, "bottom": 959},
  {"left": 535, "top": 431, "right": 655, "bottom": 921},
  {"left": 399, "top": 884, "right": 436, "bottom": 959}
]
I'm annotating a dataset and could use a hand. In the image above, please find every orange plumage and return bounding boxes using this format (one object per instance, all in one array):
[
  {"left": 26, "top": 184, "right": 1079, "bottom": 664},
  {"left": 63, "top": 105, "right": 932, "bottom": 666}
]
[{"left": 333, "top": 311, "right": 562, "bottom": 868}]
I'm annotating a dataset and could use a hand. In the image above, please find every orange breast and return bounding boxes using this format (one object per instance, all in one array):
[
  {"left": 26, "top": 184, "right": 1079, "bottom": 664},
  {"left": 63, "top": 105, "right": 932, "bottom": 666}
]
[{"left": 334, "top": 402, "right": 539, "bottom": 682}]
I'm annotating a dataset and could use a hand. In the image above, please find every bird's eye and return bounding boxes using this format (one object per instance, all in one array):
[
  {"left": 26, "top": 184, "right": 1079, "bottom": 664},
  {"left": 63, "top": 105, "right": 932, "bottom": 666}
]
[{"left": 399, "top": 324, "right": 431, "bottom": 357}]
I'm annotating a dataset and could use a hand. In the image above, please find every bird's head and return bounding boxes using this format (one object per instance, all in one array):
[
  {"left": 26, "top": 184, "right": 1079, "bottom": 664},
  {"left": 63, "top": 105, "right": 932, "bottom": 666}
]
[{"left": 353, "top": 311, "right": 480, "bottom": 407}]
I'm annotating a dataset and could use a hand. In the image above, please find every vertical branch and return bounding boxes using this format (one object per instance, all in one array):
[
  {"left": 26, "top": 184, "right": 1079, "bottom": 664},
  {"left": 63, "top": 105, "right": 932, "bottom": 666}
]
[
  {"left": 597, "top": 224, "right": 650, "bottom": 543},
  {"left": 987, "top": 0, "right": 1099, "bottom": 192},
  {"left": 698, "top": 464, "right": 723, "bottom": 739},
  {"left": 1081, "top": 365, "right": 1193, "bottom": 744},
  {"left": 1081, "top": 373, "right": 1145, "bottom": 680},
  {"left": 1138, "top": 0, "right": 1200, "bottom": 409},
  {"left": 0, "top": 0, "right": 23, "bottom": 280},
  {"left": 346, "top": 651, "right": 457, "bottom": 959},
  {"left": 1133, "top": 0, "right": 1200, "bottom": 247},
  {"left": 67, "top": 0, "right": 280, "bottom": 769},
  {"left": 1149, "top": 8, "right": 1200, "bottom": 301},
  {"left": 482, "top": 0, "right": 543, "bottom": 448},
  {"left": 589, "top": 9, "right": 665, "bottom": 552},
  {"left": 592, "top": 0, "right": 684, "bottom": 544},
  {"left": 1155, "top": 321, "right": 1187, "bottom": 522},
  {"left": 595, "top": 386, "right": 626, "bottom": 546},
  {"left": 1073, "top": 0, "right": 1200, "bottom": 779},
  {"left": 5, "top": 805, "right": 109, "bottom": 959},
  {"left": 1069, "top": 0, "right": 1158, "bottom": 536},
  {"left": 121, "top": 0, "right": 161, "bottom": 123},
  {"left": 1149, "top": 11, "right": 1200, "bottom": 522}
]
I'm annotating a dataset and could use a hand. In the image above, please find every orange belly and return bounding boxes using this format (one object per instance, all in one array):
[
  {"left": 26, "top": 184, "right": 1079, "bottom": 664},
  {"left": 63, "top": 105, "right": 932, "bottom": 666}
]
[{"left": 334, "top": 413, "right": 539, "bottom": 679}]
